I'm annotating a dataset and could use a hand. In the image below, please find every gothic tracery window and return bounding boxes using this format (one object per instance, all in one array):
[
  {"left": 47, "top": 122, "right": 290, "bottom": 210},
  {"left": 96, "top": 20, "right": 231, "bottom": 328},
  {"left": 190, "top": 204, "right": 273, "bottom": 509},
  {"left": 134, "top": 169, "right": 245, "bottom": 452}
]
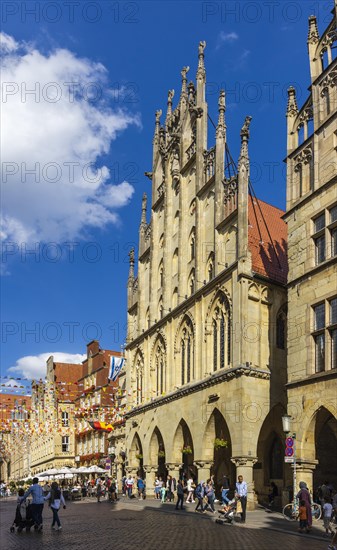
[
  {"left": 154, "top": 338, "right": 166, "bottom": 396},
  {"left": 212, "top": 294, "right": 231, "bottom": 371},
  {"left": 180, "top": 317, "right": 194, "bottom": 385},
  {"left": 135, "top": 355, "right": 144, "bottom": 405}
]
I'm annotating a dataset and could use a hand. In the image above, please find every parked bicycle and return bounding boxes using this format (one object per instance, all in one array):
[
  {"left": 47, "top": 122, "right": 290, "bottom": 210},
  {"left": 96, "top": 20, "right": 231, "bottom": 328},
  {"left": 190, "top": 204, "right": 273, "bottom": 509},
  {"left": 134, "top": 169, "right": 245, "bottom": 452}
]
[{"left": 283, "top": 498, "right": 321, "bottom": 521}]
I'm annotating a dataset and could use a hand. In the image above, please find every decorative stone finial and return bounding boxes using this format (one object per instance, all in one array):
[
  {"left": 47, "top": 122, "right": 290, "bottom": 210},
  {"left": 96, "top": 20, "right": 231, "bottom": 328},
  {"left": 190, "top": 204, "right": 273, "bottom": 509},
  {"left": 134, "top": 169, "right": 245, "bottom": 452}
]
[
  {"left": 308, "top": 15, "right": 319, "bottom": 45},
  {"left": 166, "top": 90, "right": 175, "bottom": 122},
  {"left": 216, "top": 90, "right": 226, "bottom": 138},
  {"left": 128, "top": 248, "right": 135, "bottom": 282},
  {"left": 181, "top": 66, "right": 190, "bottom": 95},
  {"left": 286, "top": 86, "right": 299, "bottom": 117},
  {"left": 141, "top": 193, "right": 147, "bottom": 225},
  {"left": 239, "top": 116, "right": 252, "bottom": 163},
  {"left": 197, "top": 41, "right": 206, "bottom": 78}
]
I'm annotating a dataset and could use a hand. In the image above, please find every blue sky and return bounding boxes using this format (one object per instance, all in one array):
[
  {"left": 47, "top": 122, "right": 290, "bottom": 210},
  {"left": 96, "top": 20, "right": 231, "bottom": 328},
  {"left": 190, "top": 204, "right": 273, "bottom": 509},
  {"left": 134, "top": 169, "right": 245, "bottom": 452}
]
[{"left": 1, "top": 1, "right": 334, "bottom": 388}]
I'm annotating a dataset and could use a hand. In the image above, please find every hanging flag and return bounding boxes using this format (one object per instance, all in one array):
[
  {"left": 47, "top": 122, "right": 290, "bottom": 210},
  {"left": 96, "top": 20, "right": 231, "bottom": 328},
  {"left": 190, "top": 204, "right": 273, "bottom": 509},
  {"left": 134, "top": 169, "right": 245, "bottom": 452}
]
[
  {"left": 88, "top": 421, "right": 114, "bottom": 432},
  {"left": 108, "top": 356, "right": 125, "bottom": 381}
]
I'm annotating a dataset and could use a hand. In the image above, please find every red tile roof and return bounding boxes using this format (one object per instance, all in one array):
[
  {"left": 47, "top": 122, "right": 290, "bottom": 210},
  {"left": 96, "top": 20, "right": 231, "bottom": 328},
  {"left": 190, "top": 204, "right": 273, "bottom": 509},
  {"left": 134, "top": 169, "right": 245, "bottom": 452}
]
[{"left": 248, "top": 196, "right": 288, "bottom": 284}]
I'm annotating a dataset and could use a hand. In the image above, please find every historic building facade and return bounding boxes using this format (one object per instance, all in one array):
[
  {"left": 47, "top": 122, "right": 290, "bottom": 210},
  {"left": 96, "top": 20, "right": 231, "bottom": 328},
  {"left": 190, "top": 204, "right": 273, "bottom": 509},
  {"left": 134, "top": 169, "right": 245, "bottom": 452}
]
[
  {"left": 0, "top": 394, "right": 31, "bottom": 482},
  {"left": 124, "top": 43, "right": 288, "bottom": 506},
  {"left": 75, "top": 340, "right": 121, "bottom": 468},
  {"left": 30, "top": 358, "right": 83, "bottom": 475},
  {"left": 284, "top": 3, "right": 337, "bottom": 491}
]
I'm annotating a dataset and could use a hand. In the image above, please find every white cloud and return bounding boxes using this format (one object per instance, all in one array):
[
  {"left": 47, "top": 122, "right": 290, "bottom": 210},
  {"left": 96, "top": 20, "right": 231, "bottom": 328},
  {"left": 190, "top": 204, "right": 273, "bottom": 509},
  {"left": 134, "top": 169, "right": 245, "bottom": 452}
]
[
  {"left": 1, "top": 35, "right": 140, "bottom": 252},
  {"left": 0, "top": 32, "right": 18, "bottom": 53},
  {"left": 8, "top": 352, "right": 86, "bottom": 379},
  {"left": 216, "top": 31, "right": 239, "bottom": 49}
]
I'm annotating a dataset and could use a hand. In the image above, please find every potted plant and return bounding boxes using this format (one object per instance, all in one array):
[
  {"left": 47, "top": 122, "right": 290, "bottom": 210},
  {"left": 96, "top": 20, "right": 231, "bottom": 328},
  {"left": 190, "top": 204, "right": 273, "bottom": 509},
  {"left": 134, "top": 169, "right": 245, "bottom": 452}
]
[
  {"left": 181, "top": 445, "right": 193, "bottom": 455},
  {"left": 213, "top": 438, "right": 228, "bottom": 450}
]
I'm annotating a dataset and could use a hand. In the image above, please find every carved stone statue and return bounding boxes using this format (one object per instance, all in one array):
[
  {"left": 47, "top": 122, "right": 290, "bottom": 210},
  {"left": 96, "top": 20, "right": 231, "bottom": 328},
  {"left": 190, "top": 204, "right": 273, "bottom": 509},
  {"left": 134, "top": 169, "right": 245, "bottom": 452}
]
[
  {"left": 240, "top": 116, "right": 252, "bottom": 138},
  {"left": 198, "top": 41, "right": 206, "bottom": 55},
  {"left": 171, "top": 149, "right": 180, "bottom": 187}
]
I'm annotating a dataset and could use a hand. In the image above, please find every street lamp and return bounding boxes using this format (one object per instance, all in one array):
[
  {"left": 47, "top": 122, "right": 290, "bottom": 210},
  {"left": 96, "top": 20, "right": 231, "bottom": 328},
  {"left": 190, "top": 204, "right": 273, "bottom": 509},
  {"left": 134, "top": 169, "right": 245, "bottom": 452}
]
[{"left": 282, "top": 414, "right": 297, "bottom": 503}]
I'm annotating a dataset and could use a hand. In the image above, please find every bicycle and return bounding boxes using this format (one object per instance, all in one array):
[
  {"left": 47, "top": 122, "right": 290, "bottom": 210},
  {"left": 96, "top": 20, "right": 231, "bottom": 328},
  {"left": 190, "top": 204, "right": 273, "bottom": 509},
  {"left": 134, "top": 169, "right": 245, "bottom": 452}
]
[{"left": 282, "top": 498, "right": 322, "bottom": 521}]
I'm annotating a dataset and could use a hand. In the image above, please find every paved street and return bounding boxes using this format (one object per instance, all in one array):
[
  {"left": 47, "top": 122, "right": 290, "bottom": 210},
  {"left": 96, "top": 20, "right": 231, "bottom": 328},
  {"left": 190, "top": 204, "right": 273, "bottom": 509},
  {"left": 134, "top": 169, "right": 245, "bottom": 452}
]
[{"left": 0, "top": 496, "right": 333, "bottom": 550}]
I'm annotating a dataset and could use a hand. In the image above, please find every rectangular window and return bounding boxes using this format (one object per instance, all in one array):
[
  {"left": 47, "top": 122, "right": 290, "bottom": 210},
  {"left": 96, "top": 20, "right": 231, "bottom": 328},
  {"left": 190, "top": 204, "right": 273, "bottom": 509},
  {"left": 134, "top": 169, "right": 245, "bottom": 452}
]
[
  {"left": 314, "top": 303, "right": 325, "bottom": 330},
  {"left": 330, "top": 205, "right": 337, "bottom": 223},
  {"left": 61, "top": 411, "right": 69, "bottom": 427},
  {"left": 314, "top": 213, "right": 325, "bottom": 232},
  {"left": 315, "top": 333, "right": 325, "bottom": 372},
  {"left": 331, "top": 329, "right": 337, "bottom": 370},
  {"left": 62, "top": 436, "right": 69, "bottom": 452},
  {"left": 331, "top": 227, "right": 337, "bottom": 258},
  {"left": 331, "top": 298, "right": 337, "bottom": 325},
  {"left": 315, "top": 235, "right": 326, "bottom": 264}
]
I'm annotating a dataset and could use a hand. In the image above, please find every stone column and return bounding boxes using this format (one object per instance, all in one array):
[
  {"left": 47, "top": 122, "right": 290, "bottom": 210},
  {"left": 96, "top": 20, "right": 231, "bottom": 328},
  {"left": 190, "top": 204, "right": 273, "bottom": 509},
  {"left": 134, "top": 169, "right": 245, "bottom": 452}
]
[
  {"left": 143, "top": 465, "right": 157, "bottom": 498},
  {"left": 231, "top": 456, "right": 258, "bottom": 510},
  {"left": 295, "top": 459, "right": 318, "bottom": 494},
  {"left": 193, "top": 460, "right": 214, "bottom": 483},
  {"left": 165, "top": 462, "right": 183, "bottom": 481}
]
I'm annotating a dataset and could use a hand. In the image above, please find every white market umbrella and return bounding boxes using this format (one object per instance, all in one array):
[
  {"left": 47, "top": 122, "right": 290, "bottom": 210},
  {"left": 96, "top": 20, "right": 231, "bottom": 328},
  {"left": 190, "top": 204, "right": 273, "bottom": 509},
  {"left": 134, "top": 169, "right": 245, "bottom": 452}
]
[
  {"left": 55, "top": 473, "right": 74, "bottom": 479},
  {"left": 38, "top": 468, "right": 58, "bottom": 478},
  {"left": 87, "top": 465, "right": 107, "bottom": 474}
]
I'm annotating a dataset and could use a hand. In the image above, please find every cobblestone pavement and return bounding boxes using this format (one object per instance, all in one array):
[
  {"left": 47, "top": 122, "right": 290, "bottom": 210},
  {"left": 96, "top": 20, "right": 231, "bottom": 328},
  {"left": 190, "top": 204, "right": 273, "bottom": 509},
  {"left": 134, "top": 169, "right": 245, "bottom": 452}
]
[{"left": 0, "top": 496, "right": 334, "bottom": 550}]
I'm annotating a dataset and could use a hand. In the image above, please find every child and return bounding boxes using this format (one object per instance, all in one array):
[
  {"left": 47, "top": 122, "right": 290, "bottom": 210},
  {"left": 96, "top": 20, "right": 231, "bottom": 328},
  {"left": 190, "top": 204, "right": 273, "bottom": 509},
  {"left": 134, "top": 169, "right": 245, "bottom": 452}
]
[
  {"left": 323, "top": 498, "right": 334, "bottom": 537},
  {"left": 160, "top": 484, "right": 166, "bottom": 503},
  {"left": 44, "top": 481, "right": 66, "bottom": 530},
  {"left": 298, "top": 499, "right": 308, "bottom": 533}
]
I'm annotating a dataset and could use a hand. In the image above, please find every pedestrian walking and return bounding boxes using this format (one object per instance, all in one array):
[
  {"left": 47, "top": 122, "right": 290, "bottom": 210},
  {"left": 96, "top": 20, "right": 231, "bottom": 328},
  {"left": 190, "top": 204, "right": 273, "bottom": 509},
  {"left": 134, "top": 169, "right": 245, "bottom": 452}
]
[
  {"left": 235, "top": 475, "right": 248, "bottom": 523},
  {"left": 44, "top": 481, "right": 66, "bottom": 531},
  {"left": 166, "top": 475, "right": 176, "bottom": 502},
  {"left": 137, "top": 477, "right": 145, "bottom": 500},
  {"left": 23, "top": 477, "right": 45, "bottom": 531},
  {"left": 96, "top": 480, "right": 103, "bottom": 503},
  {"left": 205, "top": 479, "right": 216, "bottom": 513},
  {"left": 221, "top": 474, "right": 230, "bottom": 506},
  {"left": 195, "top": 481, "right": 205, "bottom": 513},
  {"left": 297, "top": 499, "right": 308, "bottom": 533},
  {"left": 126, "top": 475, "right": 134, "bottom": 498},
  {"left": 186, "top": 477, "right": 195, "bottom": 503},
  {"left": 323, "top": 499, "right": 334, "bottom": 537},
  {"left": 175, "top": 480, "right": 184, "bottom": 510},
  {"left": 296, "top": 481, "right": 312, "bottom": 531}
]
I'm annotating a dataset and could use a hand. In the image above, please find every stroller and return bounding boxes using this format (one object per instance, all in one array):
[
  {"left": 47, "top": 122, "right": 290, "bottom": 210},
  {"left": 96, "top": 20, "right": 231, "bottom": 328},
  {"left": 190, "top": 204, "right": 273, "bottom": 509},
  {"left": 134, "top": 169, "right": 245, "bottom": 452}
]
[
  {"left": 10, "top": 501, "right": 34, "bottom": 533},
  {"left": 216, "top": 498, "right": 237, "bottom": 525}
]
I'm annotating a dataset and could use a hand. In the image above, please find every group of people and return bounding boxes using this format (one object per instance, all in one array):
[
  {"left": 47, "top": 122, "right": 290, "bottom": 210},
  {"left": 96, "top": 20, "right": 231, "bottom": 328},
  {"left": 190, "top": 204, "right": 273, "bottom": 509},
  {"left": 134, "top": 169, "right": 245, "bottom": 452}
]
[
  {"left": 17, "top": 477, "right": 66, "bottom": 531},
  {"left": 296, "top": 479, "right": 337, "bottom": 548},
  {"left": 121, "top": 472, "right": 248, "bottom": 521}
]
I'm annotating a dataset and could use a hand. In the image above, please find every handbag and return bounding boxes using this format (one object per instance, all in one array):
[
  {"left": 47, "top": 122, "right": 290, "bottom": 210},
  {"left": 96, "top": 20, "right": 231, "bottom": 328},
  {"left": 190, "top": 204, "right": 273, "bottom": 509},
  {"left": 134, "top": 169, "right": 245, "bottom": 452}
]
[{"left": 236, "top": 499, "right": 242, "bottom": 513}]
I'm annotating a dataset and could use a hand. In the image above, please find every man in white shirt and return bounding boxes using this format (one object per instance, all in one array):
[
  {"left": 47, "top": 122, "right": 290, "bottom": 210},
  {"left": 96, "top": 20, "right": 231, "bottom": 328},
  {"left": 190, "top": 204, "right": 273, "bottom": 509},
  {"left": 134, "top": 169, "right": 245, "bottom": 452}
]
[{"left": 235, "top": 475, "right": 248, "bottom": 523}]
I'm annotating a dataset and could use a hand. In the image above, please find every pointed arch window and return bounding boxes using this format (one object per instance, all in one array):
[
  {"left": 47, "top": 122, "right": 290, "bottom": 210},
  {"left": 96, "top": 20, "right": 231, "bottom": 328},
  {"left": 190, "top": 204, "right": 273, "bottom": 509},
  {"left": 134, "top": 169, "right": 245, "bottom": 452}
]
[
  {"left": 135, "top": 357, "right": 144, "bottom": 405},
  {"left": 180, "top": 317, "right": 194, "bottom": 385},
  {"left": 276, "top": 305, "right": 287, "bottom": 350},
  {"left": 212, "top": 294, "right": 231, "bottom": 370},
  {"left": 154, "top": 339, "right": 166, "bottom": 396},
  {"left": 189, "top": 228, "right": 196, "bottom": 261}
]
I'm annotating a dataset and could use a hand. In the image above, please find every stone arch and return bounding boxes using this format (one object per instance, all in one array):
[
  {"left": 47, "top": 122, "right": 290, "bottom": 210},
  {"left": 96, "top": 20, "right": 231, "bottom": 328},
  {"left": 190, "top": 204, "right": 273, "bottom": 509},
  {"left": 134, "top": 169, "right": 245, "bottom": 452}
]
[
  {"left": 248, "top": 282, "right": 260, "bottom": 301},
  {"left": 148, "top": 427, "right": 167, "bottom": 479},
  {"left": 206, "top": 252, "right": 215, "bottom": 282},
  {"left": 202, "top": 407, "right": 234, "bottom": 491},
  {"left": 189, "top": 226, "right": 196, "bottom": 260},
  {"left": 129, "top": 432, "right": 144, "bottom": 473},
  {"left": 254, "top": 403, "right": 286, "bottom": 502},
  {"left": 205, "top": 287, "right": 232, "bottom": 328},
  {"left": 188, "top": 268, "right": 195, "bottom": 295},
  {"left": 174, "top": 312, "right": 196, "bottom": 353},
  {"left": 171, "top": 419, "right": 195, "bottom": 478},
  {"left": 301, "top": 405, "right": 337, "bottom": 489}
]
